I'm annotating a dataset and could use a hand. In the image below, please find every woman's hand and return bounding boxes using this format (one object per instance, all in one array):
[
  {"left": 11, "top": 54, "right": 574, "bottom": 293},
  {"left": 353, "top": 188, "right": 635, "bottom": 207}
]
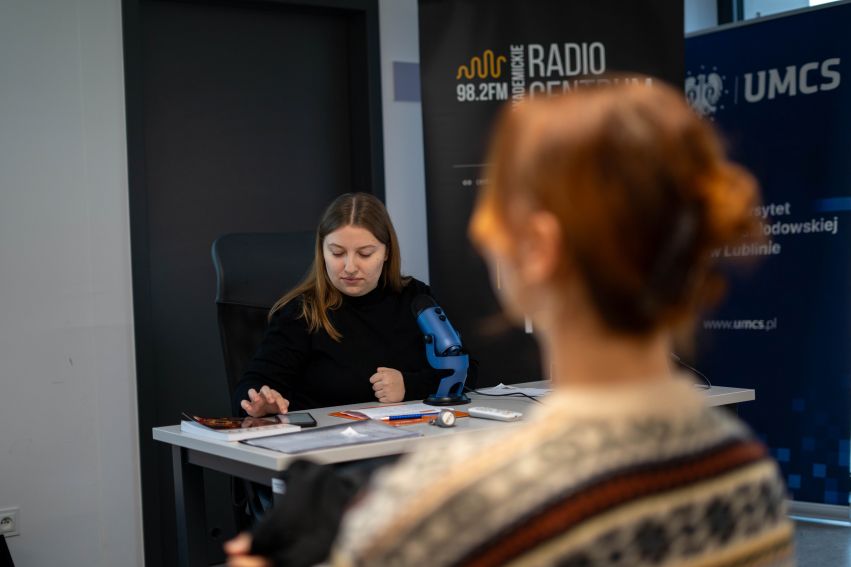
[
  {"left": 240, "top": 385, "right": 289, "bottom": 417},
  {"left": 224, "top": 533, "right": 271, "bottom": 567},
  {"left": 370, "top": 367, "right": 405, "bottom": 403}
]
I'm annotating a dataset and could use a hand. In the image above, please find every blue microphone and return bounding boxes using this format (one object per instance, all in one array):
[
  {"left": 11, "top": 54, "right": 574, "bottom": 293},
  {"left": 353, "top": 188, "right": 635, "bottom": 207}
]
[{"left": 412, "top": 295, "right": 471, "bottom": 406}]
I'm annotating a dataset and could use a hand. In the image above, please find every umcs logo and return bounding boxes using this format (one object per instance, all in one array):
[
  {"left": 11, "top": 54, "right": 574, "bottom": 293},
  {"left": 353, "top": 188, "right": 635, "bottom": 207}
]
[
  {"left": 685, "top": 69, "right": 725, "bottom": 117},
  {"left": 743, "top": 58, "right": 840, "bottom": 102}
]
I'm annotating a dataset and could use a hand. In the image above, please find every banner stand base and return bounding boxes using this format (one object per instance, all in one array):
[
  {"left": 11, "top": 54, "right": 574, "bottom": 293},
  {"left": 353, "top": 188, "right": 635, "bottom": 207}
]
[{"left": 788, "top": 500, "right": 850, "bottom": 525}]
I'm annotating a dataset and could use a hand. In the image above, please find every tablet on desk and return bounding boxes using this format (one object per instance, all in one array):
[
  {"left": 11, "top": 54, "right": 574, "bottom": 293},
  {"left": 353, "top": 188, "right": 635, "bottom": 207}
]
[{"left": 241, "top": 419, "right": 420, "bottom": 454}]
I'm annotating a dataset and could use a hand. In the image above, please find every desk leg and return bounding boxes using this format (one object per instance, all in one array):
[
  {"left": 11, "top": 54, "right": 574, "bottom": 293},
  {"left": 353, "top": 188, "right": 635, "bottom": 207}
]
[
  {"left": 172, "top": 445, "right": 207, "bottom": 567},
  {"left": 272, "top": 477, "right": 285, "bottom": 506}
]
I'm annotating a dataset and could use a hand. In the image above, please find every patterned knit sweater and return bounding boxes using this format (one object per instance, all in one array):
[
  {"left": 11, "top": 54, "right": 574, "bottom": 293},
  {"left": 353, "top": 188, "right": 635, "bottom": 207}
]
[{"left": 331, "top": 378, "right": 794, "bottom": 567}]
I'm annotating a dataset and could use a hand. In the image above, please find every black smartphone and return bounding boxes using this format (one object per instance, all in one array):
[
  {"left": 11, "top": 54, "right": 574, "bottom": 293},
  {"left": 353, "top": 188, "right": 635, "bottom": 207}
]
[{"left": 277, "top": 412, "right": 318, "bottom": 427}]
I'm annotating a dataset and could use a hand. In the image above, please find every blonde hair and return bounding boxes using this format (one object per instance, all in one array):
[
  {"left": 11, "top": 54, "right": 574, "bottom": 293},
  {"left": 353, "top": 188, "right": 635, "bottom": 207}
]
[{"left": 270, "top": 193, "right": 408, "bottom": 341}]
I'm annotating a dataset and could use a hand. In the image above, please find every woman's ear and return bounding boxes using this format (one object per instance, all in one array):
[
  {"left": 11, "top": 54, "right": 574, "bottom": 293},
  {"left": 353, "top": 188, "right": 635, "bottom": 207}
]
[{"left": 517, "top": 210, "right": 562, "bottom": 286}]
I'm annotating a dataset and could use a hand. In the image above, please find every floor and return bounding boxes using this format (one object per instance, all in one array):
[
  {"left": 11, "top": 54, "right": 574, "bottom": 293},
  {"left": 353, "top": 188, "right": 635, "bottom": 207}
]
[{"left": 795, "top": 519, "right": 851, "bottom": 566}]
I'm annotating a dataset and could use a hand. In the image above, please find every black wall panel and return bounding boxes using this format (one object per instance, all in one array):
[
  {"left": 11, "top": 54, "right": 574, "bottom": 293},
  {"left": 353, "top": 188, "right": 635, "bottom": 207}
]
[{"left": 123, "top": 0, "right": 382, "bottom": 563}]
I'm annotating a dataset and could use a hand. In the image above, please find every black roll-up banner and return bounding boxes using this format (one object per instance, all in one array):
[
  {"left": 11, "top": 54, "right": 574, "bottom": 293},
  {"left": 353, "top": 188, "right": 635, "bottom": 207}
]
[{"left": 419, "top": 0, "right": 684, "bottom": 384}]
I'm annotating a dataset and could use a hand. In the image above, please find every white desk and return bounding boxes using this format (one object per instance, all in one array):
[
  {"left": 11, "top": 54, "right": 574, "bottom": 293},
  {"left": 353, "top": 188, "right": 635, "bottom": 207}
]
[{"left": 153, "top": 382, "right": 754, "bottom": 566}]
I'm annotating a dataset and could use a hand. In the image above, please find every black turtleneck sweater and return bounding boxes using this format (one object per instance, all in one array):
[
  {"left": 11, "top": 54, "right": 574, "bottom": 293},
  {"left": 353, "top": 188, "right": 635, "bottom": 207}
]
[{"left": 233, "top": 278, "right": 453, "bottom": 413}]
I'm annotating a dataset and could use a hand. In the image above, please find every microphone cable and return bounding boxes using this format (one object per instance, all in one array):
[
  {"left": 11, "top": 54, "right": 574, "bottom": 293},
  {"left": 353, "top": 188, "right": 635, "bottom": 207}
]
[
  {"left": 464, "top": 385, "right": 545, "bottom": 405},
  {"left": 672, "top": 353, "right": 713, "bottom": 390},
  {"left": 463, "top": 355, "right": 713, "bottom": 401}
]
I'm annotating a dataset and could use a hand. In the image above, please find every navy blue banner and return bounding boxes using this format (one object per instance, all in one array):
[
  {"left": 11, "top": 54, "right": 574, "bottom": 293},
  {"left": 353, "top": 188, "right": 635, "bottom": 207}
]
[{"left": 687, "top": 3, "right": 851, "bottom": 506}]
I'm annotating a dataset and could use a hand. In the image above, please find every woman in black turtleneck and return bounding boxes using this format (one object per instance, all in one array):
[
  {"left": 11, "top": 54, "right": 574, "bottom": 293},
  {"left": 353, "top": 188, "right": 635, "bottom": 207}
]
[{"left": 232, "top": 192, "right": 452, "bottom": 417}]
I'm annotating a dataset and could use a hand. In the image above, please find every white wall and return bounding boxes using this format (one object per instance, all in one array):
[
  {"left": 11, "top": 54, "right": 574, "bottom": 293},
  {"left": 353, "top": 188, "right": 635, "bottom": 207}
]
[
  {"left": 0, "top": 1, "right": 143, "bottom": 566},
  {"left": 379, "top": 0, "right": 431, "bottom": 283}
]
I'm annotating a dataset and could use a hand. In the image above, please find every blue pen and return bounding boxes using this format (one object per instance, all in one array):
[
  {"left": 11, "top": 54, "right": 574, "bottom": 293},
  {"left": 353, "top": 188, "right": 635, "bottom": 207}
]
[{"left": 383, "top": 413, "right": 437, "bottom": 421}]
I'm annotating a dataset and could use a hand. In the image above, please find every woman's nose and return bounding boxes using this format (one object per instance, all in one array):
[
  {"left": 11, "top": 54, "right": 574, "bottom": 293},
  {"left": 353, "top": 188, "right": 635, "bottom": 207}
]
[{"left": 344, "top": 254, "right": 358, "bottom": 272}]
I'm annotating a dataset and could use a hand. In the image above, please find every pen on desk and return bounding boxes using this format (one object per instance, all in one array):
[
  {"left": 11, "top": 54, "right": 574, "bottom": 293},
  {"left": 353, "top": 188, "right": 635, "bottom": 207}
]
[{"left": 382, "top": 413, "right": 438, "bottom": 421}]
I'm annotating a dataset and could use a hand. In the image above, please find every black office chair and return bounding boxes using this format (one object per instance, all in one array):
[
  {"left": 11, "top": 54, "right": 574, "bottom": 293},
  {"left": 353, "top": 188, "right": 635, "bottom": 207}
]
[
  {"left": 212, "top": 231, "right": 316, "bottom": 397},
  {"left": 211, "top": 231, "right": 316, "bottom": 527}
]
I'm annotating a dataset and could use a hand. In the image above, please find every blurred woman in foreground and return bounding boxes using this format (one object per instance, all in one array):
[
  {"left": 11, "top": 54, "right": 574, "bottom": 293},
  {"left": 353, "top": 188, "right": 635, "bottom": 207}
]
[{"left": 330, "top": 80, "right": 793, "bottom": 566}]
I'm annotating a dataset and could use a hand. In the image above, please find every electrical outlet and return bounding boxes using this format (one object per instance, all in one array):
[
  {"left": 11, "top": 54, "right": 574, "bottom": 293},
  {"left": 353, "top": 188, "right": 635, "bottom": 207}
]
[{"left": 0, "top": 507, "right": 19, "bottom": 537}]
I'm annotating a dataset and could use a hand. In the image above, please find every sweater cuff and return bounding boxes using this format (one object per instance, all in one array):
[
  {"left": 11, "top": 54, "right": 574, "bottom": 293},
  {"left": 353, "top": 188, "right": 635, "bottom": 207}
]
[{"left": 402, "top": 369, "right": 444, "bottom": 401}]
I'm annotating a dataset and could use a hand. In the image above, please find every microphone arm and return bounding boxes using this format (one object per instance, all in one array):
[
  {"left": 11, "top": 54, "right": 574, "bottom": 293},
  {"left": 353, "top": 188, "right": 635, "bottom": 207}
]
[{"left": 412, "top": 295, "right": 471, "bottom": 406}]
